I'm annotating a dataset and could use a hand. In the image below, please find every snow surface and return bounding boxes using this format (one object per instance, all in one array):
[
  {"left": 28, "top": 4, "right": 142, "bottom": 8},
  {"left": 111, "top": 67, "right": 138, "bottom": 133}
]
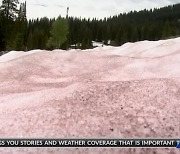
[
  {"left": 92, "top": 41, "right": 106, "bottom": 47},
  {"left": 0, "top": 37, "right": 180, "bottom": 154},
  {"left": 0, "top": 50, "right": 44, "bottom": 63}
]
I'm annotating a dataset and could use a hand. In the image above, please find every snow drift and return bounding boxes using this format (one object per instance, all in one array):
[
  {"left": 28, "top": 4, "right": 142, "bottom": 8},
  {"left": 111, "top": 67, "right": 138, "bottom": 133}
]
[{"left": 0, "top": 38, "right": 180, "bottom": 154}]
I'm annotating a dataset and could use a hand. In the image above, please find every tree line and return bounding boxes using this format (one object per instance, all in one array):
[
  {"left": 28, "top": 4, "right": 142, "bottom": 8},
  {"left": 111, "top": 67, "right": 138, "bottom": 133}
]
[
  {"left": 0, "top": 1, "right": 180, "bottom": 53},
  {"left": 0, "top": 0, "right": 27, "bottom": 52}
]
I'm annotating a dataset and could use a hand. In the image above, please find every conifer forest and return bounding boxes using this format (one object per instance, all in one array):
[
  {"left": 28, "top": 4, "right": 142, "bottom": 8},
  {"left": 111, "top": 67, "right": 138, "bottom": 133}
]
[{"left": 0, "top": 1, "right": 180, "bottom": 53}]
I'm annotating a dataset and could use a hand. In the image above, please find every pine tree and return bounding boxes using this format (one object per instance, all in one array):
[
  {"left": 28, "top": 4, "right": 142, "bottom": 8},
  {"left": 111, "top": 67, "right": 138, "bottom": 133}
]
[
  {"left": 131, "top": 27, "right": 138, "bottom": 42},
  {"left": 0, "top": 0, "right": 19, "bottom": 50},
  {"left": 27, "top": 31, "right": 33, "bottom": 50},
  {"left": 161, "top": 21, "right": 172, "bottom": 39},
  {"left": 14, "top": 2, "right": 27, "bottom": 50},
  {"left": 0, "top": 0, "right": 19, "bottom": 20},
  {"left": 0, "top": 13, "right": 6, "bottom": 51}
]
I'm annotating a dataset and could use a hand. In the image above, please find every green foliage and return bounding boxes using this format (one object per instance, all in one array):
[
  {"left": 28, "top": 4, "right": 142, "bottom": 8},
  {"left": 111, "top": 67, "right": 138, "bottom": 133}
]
[
  {"left": 47, "top": 18, "right": 69, "bottom": 49},
  {"left": 14, "top": 33, "right": 24, "bottom": 50},
  {"left": 22, "top": 3, "right": 180, "bottom": 50},
  {"left": 27, "top": 17, "right": 52, "bottom": 50},
  {"left": 0, "top": 0, "right": 27, "bottom": 51},
  {"left": 13, "top": 2, "right": 27, "bottom": 50},
  {"left": 0, "top": 15, "right": 6, "bottom": 51},
  {"left": 0, "top": 0, "right": 19, "bottom": 20},
  {"left": 161, "top": 21, "right": 172, "bottom": 39},
  {"left": 1, "top": 2, "right": 180, "bottom": 52}
]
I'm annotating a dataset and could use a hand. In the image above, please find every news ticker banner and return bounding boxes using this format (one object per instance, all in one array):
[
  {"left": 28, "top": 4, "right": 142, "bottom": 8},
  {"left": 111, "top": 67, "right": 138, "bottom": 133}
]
[{"left": 0, "top": 139, "right": 180, "bottom": 148}]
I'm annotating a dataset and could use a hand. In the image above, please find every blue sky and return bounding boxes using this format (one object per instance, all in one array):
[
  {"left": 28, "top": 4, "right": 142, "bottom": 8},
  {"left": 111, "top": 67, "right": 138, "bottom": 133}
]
[{"left": 17, "top": 0, "right": 180, "bottom": 19}]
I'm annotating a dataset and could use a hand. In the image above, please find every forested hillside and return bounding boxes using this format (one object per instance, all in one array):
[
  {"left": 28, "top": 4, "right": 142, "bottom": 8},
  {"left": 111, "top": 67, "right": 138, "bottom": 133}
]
[
  {"left": 0, "top": 1, "right": 180, "bottom": 52},
  {"left": 0, "top": 0, "right": 27, "bottom": 52}
]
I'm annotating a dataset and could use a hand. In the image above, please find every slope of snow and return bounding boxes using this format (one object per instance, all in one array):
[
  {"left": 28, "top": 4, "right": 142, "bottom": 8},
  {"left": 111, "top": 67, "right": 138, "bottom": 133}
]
[
  {"left": 0, "top": 50, "right": 44, "bottom": 63},
  {"left": 0, "top": 37, "right": 180, "bottom": 154},
  {"left": 105, "top": 37, "right": 180, "bottom": 58}
]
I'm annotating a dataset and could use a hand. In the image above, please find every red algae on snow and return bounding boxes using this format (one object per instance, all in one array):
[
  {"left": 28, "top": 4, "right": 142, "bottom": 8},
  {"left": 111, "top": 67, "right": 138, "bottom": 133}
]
[{"left": 0, "top": 38, "right": 180, "bottom": 154}]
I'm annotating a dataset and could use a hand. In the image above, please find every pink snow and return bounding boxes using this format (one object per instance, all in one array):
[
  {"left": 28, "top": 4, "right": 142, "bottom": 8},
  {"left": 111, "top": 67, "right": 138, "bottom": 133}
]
[{"left": 0, "top": 37, "right": 180, "bottom": 154}]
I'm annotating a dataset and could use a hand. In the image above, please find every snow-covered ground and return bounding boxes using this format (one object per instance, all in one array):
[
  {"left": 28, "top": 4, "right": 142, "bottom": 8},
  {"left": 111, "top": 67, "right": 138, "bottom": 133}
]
[{"left": 0, "top": 38, "right": 180, "bottom": 154}]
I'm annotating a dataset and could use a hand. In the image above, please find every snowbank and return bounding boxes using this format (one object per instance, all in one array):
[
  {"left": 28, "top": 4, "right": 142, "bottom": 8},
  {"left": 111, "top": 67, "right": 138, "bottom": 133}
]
[
  {"left": 0, "top": 50, "right": 43, "bottom": 63},
  {"left": 0, "top": 38, "right": 180, "bottom": 154},
  {"left": 106, "top": 37, "right": 180, "bottom": 58}
]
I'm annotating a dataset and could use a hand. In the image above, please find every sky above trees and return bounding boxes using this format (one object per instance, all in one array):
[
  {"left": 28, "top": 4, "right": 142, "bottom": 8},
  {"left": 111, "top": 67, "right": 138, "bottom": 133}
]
[{"left": 1, "top": 0, "right": 179, "bottom": 19}]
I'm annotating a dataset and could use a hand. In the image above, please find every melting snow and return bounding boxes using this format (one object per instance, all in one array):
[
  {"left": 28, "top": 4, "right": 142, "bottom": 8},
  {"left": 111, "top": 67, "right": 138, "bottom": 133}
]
[{"left": 0, "top": 37, "right": 180, "bottom": 154}]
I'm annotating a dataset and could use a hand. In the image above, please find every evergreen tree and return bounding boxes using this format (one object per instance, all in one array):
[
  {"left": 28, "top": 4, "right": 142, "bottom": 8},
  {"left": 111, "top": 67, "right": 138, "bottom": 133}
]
[
  {"left": 27, "top": 30, "right": 33, "bottom": 50},
  {"left": 0, "top": 0, "right": 19, "bottom": 20},
  {"left": 14, "top": 2, "right": 27, "bottom": 50},
  {"left": 0, "top": 0, "right": 19, "bottom": 50},
  {"left": 0, "top": 13, "right": 6, "bottom": 51},
  {"left": 47, "top": 18, "right": 69, "bottom": 49},
  {"left": 1, "top": 2, "right": 180, "bottom": 52},
  {"left": 161, "top": 21, "right": 172, "bottom": 39}
]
